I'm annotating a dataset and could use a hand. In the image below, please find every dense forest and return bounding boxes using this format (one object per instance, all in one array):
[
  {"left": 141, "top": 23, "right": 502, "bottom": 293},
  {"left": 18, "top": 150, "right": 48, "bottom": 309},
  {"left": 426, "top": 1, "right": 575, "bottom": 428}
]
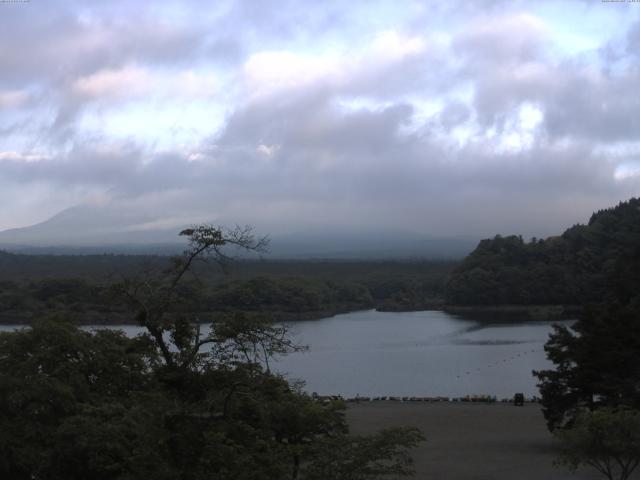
[
  {"left": 0, "top": 226, "right": 424, "bottom": 479},
  {"left": 0, "top": 255, "right": 454, "bottom": 324},
  {"left": 532, "top": 200, "right": 640, "bottom": 447},
  {"left": 445, "top": 197, "right": 640, "bottom": 308},
  {"left": 2, "top": 197, "right": 639, "bottom": 325}
]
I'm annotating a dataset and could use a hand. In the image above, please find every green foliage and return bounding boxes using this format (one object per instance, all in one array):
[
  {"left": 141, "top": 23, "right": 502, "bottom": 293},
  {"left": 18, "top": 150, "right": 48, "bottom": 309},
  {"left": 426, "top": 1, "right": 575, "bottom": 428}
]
[
  {"left": 0, "top": 318, "right": 162, "bottom": 480},
  {"left": 0, "top": 316, "right": 422, "bottom": 480},
  {"left": 446, "top": 197, "right": 640, "bottom": 306},
  {"left": 0, "top": 225, "right": 424, "bottom": 479},
  {"left": 535, "top": 301, "right": 640, "bottom": 431},
  {"left": 207, "top": 276, "right": 373, "bottom": 314},
  {"left": 0, "top": 259, "right": 455, "bottom": 324},
  {"left": 303, "top": 427, "right": 424, "bottom": 480},
  {"left": 51, "top": 402, "right": 172, "bottom": 480},
  {"left": 555, "top": 408, "right": 640, "bottom": 480},
  {"left": 533, "top": 229, "right": 640, "bottom": 432}
]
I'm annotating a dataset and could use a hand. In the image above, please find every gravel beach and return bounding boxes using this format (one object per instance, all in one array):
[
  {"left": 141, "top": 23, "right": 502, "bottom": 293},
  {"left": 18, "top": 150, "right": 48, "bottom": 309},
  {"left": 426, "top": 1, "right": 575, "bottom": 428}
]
[{"left": 347, "top": 402, "right": 631, "bottom": 480}]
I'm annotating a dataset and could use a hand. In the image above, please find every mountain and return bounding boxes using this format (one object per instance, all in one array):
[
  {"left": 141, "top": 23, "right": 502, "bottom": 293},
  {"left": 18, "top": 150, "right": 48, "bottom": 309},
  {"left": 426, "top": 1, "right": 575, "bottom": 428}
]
[
  {"left": 0, "top": 205, "right": 186, "bottom": 249},
  {"left": 0, "top": 205, "right": 477, "bottom": 258},
  {"left": 266, "top": 230, "right": 477, "bottom": 259}
]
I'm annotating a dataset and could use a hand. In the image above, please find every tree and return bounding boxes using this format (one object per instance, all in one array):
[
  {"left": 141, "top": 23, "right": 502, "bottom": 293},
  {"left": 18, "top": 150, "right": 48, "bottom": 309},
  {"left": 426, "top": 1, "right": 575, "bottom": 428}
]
[
  {"left": 302, "top": 427, "right": 425, "bottom": 480},
  {"left": 531, "top": 212, "right": 640, "bottom": 479},
  {"left": 0, "top": 318, "right": 165, "bottom": 480},
  {"left": 446, "top": 197, "right": 640, "bottom": 308},
  {"left": 0, "top": 225, "right": 424, "bottom": 480},
  {"left": 114, "top": 224, "right": 273, "bottom": 370},
  {"left": 554, "top": 408, "right": 640, "bottom": 480},
  {"left": 533, "top": 232, "right": 640, "bottom": 431},
  {"left": 534, "top": 301, "right": 640, "bottom": 431}
]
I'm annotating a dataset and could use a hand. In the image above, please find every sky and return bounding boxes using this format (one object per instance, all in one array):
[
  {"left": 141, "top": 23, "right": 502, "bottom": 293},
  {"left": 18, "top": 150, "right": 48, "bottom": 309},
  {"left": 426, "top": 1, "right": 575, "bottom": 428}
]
[{"left": 1, "top": 0, "right": 640, "bottom": 238}]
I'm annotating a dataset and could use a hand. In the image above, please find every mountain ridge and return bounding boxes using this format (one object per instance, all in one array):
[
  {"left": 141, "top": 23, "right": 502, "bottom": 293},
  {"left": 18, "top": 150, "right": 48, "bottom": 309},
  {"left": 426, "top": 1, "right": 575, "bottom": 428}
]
[{"left": 0, "top": 205, "right": 478, "bottom": 259}]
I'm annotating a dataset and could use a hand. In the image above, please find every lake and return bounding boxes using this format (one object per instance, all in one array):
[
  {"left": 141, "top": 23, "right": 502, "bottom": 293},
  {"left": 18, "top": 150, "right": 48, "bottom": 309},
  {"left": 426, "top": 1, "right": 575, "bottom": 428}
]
[
  {"left": 0, "top": 309, "right": 568, "bottom": 399},
  {"left": 276, "top": 310, "right": 567, "bottom": 399}
]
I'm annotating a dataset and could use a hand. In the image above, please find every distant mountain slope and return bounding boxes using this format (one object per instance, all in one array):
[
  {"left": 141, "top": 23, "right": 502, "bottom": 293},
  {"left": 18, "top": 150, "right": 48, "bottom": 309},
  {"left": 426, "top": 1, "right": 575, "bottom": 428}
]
[
  {"left": 0, "top": 205, "right": 187, "bottom": 247},
  {"left": 445, "top": 197, "right": 640, "bottom": 305},
  {"left": 266, "top": 230, "right": 477, "bottom": 259},
  {"left": 0, "top": 205, "right": 477, "bottom": 259}
]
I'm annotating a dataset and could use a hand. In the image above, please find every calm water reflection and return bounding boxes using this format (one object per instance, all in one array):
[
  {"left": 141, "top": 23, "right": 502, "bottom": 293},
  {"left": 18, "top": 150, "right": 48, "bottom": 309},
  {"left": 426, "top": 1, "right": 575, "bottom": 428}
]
[
  {"left": 0, "top": 310, "right": 569, "bottom": 398},
  {"left": 275, "top": 310, "right": 568, "bottom": 398}
]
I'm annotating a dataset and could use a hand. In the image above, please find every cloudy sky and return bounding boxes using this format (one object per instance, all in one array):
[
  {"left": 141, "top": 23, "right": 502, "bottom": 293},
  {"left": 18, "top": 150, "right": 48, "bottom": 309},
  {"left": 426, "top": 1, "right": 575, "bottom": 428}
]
[{"left": 1, "top": 0, "right": 639, "bottom": 238}]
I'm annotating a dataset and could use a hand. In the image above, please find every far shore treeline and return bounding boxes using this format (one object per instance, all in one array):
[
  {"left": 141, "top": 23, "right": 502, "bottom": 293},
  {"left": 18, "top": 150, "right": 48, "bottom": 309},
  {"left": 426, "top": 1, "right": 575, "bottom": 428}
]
[
  {"left": 0, "top": 257, "right": 454, "bottom": 324},
  {"left": 0, "top": 197, "right": 638, "bottom": 325},
  {"left": 446, "top": 197, "right": 640, "bottom": 308}
]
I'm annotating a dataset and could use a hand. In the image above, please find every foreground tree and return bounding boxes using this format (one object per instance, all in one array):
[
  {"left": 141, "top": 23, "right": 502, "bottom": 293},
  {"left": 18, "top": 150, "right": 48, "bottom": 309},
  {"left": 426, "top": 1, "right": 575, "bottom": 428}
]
[
  {"left": 0, "top": 319, "right": 166, "bottom": 480},
  {"left": 555, "top": 408, "right": 640, "bottom": 480},
  {"left": 303, "top": 427, "right": 425, "bottom": 480},
  {"left": 534, "top": 302, "right": 640, "bottom": 430},
  {"left": 534, "top": 236, "right": 640, "bottom": 479},
  {"left": 534, "top": 238, "right": 640, "bottom": 431},
  {"left": 115, "top": 224, "right": 273, "bottom": 369},
  {"left": 0, "top": 225, "right": 424, "bottom": 479}
]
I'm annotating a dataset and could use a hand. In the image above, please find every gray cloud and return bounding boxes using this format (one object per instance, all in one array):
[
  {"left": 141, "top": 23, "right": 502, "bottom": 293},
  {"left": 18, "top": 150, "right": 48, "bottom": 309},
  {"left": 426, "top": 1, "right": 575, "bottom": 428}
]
[
  {"left": 628, "top": 19, "right": 640, "bottom": 54},
  {"left": 1, "top": 0, "right": 639, "bottom": 237},
  {"left": 1, "top": 8, "right": 198, "bottom": 86},
  {"left": 544, "top": 66, "right": 640, "bottom": 142}
]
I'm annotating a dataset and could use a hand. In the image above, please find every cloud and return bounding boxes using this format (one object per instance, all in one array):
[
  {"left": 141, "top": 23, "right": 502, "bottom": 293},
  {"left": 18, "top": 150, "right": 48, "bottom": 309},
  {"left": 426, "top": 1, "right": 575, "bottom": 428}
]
[
  {"left": 73, "top": 66, "right": 151, "bottom": 99},
  {"left": 72, "top": 66, "right": 218, "bottom": 102},
  {"left": 1, "top": 0, "right": 639, "bottom": 238},
  {"left": 454, "top": 13, "right": 549, "bottom": 65},
  {"left": 239, "top": 29, "right": 430, "bottom": 103},
  {"left": 0, "top": 90, "right": 29, "bottom": 108}
]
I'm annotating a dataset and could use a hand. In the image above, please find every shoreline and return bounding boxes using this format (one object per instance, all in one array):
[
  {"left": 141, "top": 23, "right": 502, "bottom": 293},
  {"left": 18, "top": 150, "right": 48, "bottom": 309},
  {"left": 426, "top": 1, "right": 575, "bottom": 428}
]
[
  {"left": 443, "top": 304, "right": 582, "bottom": 321},
  {"left": 320, "top": 394, "right": 540, "bottom": 404},
  {"left": 0, "top": 303, "right": 580, "bottom": 325},
  {"left": 0, "top": 305, "right": 369, "bottom": 326}
]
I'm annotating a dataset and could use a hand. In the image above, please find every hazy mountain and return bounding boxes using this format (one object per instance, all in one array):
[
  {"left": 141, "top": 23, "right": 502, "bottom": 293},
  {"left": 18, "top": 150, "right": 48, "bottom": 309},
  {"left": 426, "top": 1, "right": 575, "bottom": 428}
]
[
  {"left": 0, "top": 205, "right": 478, "bottom": 258},
  {"left": 0, "top": 205, "right": 187, "bottom": 248},
  {"left": 267, "top": 230, "right": 477, "bottom": 259}
]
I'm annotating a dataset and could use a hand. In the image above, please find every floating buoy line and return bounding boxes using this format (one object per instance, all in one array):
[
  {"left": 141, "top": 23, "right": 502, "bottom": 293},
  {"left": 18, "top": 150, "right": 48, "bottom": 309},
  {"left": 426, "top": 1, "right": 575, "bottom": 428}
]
[{"left": 455, "top": 347, "right": 544, "bottom": 380}]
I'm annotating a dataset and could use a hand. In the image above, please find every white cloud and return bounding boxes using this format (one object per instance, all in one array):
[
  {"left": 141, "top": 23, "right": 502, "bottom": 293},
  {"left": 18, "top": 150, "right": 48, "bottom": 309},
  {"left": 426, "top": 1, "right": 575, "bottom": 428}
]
[
  {"left": 0, "top": 151, "right": 48, "bottom": 162},
  {"left": 241, "top": 30, "right": 428, "bottom": 101},
  {"left": 614, "top": 161, "right": 640, "bottom": 181},
  {"left": 1, "top": 0, "right": 639, "bottom": 237},
  {"left": 73, "top": 66, "right": 218, "bottom": 101},
  {"left": 243, "top": 50, "right": 343, "bottom": 99},
  {"left": 172, "top": 70, "right": 219, "bottom": 98},
  {"left": 123, "top": 215, "right": 212, "bottom": 232},
  {"left": 73, "top": 66, "right": 151, "bottom": 99},
  {"left": 369, "top": 30, "right": 426, "bottom": 61},
  {"left": 0, "top": 90, "right": 28, "bottom": 108},
  {"left": 256, "top": 144, "right": 280, "bottom": 157}
]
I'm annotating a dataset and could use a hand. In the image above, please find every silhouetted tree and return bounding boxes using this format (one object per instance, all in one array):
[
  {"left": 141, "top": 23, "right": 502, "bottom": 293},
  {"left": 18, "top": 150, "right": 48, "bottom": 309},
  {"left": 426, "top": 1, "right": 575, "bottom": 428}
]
[
  {"left": 534, "top": 222, "right": 640, "bottom": 431},
  {"left": 0, "top": 225, "right": 424, "bottom": 480},
  {"left": 555, "top": 408, "right": 640, "bottom": 480}
]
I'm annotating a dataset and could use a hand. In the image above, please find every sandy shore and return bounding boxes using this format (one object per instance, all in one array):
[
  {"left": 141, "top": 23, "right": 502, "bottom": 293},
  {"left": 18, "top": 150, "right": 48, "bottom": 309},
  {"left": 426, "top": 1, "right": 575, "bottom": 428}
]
[{"left": 347, "top": 402, "right": 628, "bottom": 480}]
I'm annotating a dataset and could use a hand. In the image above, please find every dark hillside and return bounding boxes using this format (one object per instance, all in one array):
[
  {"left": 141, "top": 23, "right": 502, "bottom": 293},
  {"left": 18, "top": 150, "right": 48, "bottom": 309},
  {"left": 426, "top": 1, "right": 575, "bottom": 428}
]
[
  {"left": 0, "top": 253, "right": 456, "bottom": 324},
  {"left": 445, "top": 197, "right": 640, "bottom": 307}
]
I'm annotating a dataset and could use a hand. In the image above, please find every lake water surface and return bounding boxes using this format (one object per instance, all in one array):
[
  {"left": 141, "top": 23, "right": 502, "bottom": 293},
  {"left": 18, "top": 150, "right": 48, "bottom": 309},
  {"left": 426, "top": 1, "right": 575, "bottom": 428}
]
[
  {"left": 275, "top": 310, "right": 566, "bottom": 399},
  {"left": 0, "top": 310, "right": 568, "bottom": 399}
]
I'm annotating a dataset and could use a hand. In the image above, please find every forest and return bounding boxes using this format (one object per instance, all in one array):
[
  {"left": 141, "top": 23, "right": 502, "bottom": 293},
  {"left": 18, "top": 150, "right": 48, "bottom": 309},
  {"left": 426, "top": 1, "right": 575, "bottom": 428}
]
[
  {"left": 2, "top": 198, "right": 640, "bottom": 326},
  {"left": 445, "top": 198, "right": 640, "bottom": 308},
  {"left": 2, "top": 198, "right": 640, "bottom": 325},
  {"left": 0, "top": 255, "right": 454, "bottom": 325},
  {"left": 1, "top": 200, "right": 639, "bottom": 479}
]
